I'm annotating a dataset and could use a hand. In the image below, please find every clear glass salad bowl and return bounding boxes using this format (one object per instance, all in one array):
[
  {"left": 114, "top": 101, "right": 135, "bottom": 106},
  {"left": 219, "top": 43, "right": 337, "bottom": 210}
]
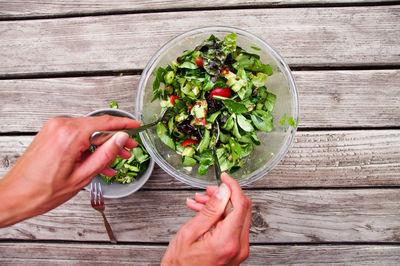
[{"left": 136, "top": 26, "right": 298, "bottom": 188}]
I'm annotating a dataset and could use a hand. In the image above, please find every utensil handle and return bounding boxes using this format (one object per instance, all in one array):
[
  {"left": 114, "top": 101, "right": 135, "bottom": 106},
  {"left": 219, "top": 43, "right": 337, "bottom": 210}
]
[
  {"left": 89, "top": 121, "right": 157, "bottom": 146},
  {"left": 101, "top": 212, "right": 117, "bottom": 244}
]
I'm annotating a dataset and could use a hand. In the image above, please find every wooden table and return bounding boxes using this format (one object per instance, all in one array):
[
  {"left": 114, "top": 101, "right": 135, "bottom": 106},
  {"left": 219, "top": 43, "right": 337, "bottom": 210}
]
[{"left": 1, "top": 1, "right": 399, "bottom": 265}]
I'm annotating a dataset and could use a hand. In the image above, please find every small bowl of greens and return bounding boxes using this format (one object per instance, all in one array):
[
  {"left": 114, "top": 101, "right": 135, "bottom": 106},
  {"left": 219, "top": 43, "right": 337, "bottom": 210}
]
[
  {"left": 136, "top": 26, "right": 298, "bottom": 188},
  {"left": 84, "top": 106, "right": 154, "bottom": 198}
]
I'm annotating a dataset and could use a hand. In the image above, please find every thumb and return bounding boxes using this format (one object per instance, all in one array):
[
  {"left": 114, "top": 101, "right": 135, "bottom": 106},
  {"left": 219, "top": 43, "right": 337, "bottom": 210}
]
[
  {"left": 182, "top": 183, "right": 231, "bottom": 242},
  {"left": 72, "top": 132, "right": 129, "bottom": 183}
]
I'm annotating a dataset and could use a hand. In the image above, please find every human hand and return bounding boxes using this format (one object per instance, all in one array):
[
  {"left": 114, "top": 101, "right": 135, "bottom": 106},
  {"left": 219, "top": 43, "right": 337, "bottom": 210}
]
[
  {"left": 0, "top": 115, "right": 139, "bottom": 227},
  {"left": 161, "top": 173, "right": 252, "bottom": 266}
]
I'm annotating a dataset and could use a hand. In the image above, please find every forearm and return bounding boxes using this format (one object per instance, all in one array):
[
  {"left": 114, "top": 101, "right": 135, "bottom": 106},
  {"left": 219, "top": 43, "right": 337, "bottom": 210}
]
[{"left": 0, "top": 171, "right": 44, "bottom": 228}]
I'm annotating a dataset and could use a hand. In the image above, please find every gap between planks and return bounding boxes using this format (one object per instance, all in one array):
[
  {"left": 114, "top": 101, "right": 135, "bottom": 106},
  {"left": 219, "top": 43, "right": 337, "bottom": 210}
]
[
  {"left": 1, "top": 129, "right": 400, "bottom": 189},
  {"left": 0, "top": 0, "right": 399, "bottom": 20}
]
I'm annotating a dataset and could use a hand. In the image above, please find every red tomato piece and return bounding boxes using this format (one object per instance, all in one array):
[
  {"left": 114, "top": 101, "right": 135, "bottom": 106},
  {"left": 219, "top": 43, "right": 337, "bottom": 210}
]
[
  {"left": 195, "top": 56, "right": 203, "bottom": 67},
  {"left": 209, "top": 87, "right": 231, "bottom": 99},
  {"left": 182, "top": 139, "right": 200, "bottom": 146},
  {"left": 221, "top": 68, "right": 229, "bottom": 75},
  {"left": 194, "top": 117, "right": 207, "bottom": 126},
  {"left": 170, "top": 95, "right": 180, "bottom": 105}
]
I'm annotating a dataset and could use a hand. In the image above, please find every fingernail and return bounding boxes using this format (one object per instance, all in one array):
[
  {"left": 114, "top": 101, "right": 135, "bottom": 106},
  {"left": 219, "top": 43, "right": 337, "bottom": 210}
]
[
  {"left": 115, "top": 132, "right": 129, "bottom": 148},
  {"left": 195, "top": 192, "right": 204, "bottom": 197},
  {"left": 215, "top": 183, "right": 229, "bottom": 200},
  {"left": 186, "top": 198, "right": 196, "bottom": 204}
]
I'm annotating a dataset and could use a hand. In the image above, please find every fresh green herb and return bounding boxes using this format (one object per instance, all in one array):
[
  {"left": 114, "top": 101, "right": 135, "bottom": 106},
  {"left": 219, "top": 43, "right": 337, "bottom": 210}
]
[
  {"left": 152, "top": 33, "right": 278, "bottom": 175},
  {"left": 279, "top": 114, "right": 287, "bottom": 126},
  {"left": 288, "top": 116, "right": 297, "bottom": 128},
  {"left": 222, "top": 100, "right": 248, "bottom": 114},
  {"left": 156, "top": 122, "right": 176, "bottom": 150},
  {"left": 110, "top": 101, "right": 118, "bottom": 109},
  {"left": 250, "top": 45, "right": 261, "bottom": 51},
  {"left": 182, "top": 156, "right": 197, "bottom": 166}
]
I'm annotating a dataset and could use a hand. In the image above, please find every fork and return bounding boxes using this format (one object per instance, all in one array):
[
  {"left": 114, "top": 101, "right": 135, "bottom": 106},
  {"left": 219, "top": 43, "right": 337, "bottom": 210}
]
[{"left": 90, "top": 183, "right": 117, "bottom": 244}]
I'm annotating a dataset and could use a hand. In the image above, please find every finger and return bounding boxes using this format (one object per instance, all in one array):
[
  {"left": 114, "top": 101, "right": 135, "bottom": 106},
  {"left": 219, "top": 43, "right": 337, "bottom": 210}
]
[
  {"left": 79, "top": 150, "right": 92, "bottom": 162},
  {"left": 221, "top": 173, "right": 246, "bottom": 211},
  {"left": 82, "top": 115, "right": 141, "bottom": 134},
  {"left": 233, "top": 197, "right": 252, "bottom": 264},
  {"left": 124, "top": 138, "right": 138, "bottom": 149},
  {"left": 206, "top": 186, "right": 218, "bottom": 196},
  {"left": 101, "top": 167, "right": 116, "bottom": 177},
  {"left": 181, "top": 183, "right": 231, "bottom": 243},
  {"left": 118, "top": 148, "right": 132, "bottom": 159},
  {"left": 213, "top": 173, "right": 249, "bottom": 241},
  {"left": 186, "top": 198, "right": 205, "bottom": 212},
  {"left": 194, "top": 193, "right": 210, "bottom": 204},
  {"left": 70, "top": 132, "right": 129, "bottom": 184}
]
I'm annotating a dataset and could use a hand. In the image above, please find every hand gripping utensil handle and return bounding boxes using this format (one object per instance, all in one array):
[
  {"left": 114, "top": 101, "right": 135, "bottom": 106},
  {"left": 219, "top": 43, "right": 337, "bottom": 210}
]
[
  {"left": 212, "top": 122, "right": 233, "bottom": 217},
  {"left": 89, "top": 121, "right": 157, "bottom": 146}
]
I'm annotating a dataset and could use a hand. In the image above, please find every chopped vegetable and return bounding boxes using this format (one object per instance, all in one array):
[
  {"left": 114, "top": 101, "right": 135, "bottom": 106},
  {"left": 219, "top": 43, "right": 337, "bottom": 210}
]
[
  {"left": 182, "top": 139, "right": 200, "bottom": 147},
  {"left": 210, "top": 87, "right": 231, "bottom": 99},
  {"left": 153, "top": 33, "right": 276, "bottom": 175},
  {"left": 110, "top": 101, "right": 118, "bottom": 109}
]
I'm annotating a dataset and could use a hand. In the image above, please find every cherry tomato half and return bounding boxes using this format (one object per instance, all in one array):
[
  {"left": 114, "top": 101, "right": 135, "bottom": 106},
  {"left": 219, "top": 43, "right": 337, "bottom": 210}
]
[
  {"left": 170, "top": 95, "right": 180, "bottom": 105},
  {"left": 195, "top": 56, "right": 203, "bottom": 67},
  {"left": 182, "top": 139, "right": 200, "bottom": 146},
  {"left": 209, "top": 87, "right": 231, "bottom": 99}
]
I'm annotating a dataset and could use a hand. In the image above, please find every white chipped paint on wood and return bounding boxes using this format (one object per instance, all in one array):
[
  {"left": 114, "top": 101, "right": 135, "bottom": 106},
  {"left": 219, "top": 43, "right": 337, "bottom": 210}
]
[
  {"left": 0, "top": 70, "right": 399, "bottom": 131},
  {"left": 0, "top": 189, "right": 399, "bottom": 242},
  {"left": 1, "top": 129, "right": 399, "bottom": 188},
  {"left": 0, "top": 243, "right": 400, "bottom": 265},
  {"left": 0, "top": 7, "right": 399, "bottom": 75}
]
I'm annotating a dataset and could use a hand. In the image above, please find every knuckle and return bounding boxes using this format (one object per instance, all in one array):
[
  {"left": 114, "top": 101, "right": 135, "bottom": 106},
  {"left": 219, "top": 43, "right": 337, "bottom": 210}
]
[
  {"left": 238, "top": 197, "right": 250, "bottom": 211},
  {"left": 102, "top": 150, "right": 116, "bottom": 166},
  {"left": 201, "top": 201, "right": 219, "bottom": 217},
  {"left": 246, "top": 197, "right": 252, "bottom": 210},
  {"left": 237, "top": 245, "right": 250, "bottom": 262},
  {"left": 176, "top": 226, "right": 191, "bottom": 243},
  {"left": 46, "top": 117, "right": 64, "bottom": 129},
  {"left": 220, "top": 239, "right": 240, "bottom": 260}
]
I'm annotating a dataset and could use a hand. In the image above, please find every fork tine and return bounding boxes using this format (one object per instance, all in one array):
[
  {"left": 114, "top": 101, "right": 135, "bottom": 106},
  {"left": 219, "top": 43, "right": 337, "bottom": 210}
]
[
  {"left": 98, "top": 183, "right": 104, "bottom": 206},
  {"left": 90, "top": 182, "right": 94, "bottom": 205},
  {"left": 94, "top": 182, "right": 98, "bottom": 205}
]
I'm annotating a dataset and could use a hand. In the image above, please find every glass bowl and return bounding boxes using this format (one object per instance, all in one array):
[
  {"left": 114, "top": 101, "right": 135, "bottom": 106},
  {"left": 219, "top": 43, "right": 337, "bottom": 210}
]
[{"left": 136, "top": 26, "right": 298, "bottom": 188}]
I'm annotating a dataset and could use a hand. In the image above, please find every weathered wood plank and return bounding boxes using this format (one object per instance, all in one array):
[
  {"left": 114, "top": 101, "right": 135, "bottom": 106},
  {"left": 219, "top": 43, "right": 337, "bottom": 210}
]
[
  {"left": 1, "top": 243, "right": 400, "bottom": 265},
  {"left": 0, "top": 0, "right": 397, "bottom": 18},
  {"left": 1, "top": 130, "right": 399, "bottom": 188},
  {"left": 0, "top": 70, "right": 399, "bottom": 131},
  {"left": 0, "top": 189, "right": 399, "bottom": 242},
  {"left": 0, "top": 6, "right": 399, "bottom": 75}
]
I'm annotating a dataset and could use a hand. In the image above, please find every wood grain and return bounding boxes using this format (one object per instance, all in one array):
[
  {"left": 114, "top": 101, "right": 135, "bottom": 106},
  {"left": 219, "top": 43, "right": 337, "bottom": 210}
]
[
  {"left": 0, "top": 70, "right": 399, "bottom": 132},
  {"left": 0, "top": 243, "right": 400, "bottom": 265},
  {"left": 0, "top": 0, "right": 397, "bottom": 18},
  {"left": 0, "top": 189, "right": 399, "bottom": 242},
  {"left": 1, "top": 129, "right": 399, "bottom": 188},
  {"left": 0, "top": 6, "right": 399, "bottom": 76}
]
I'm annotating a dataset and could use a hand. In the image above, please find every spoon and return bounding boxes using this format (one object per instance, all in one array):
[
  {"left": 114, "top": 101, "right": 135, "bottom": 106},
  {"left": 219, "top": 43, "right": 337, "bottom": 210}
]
[{"left": 90, "top": 107, "right": 175, "bottom": 146}]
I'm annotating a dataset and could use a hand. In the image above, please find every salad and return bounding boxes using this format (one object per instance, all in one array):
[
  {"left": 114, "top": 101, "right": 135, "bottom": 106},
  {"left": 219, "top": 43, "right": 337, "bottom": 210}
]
[
  {"left": 91, "top": 102, "right": 151, "bottom": 184},
  {"left": 152, "top": 33, "right": 276, "bottom": 175}
]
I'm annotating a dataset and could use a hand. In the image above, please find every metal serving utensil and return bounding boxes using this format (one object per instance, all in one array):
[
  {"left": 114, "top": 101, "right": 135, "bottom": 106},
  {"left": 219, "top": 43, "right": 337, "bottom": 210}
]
[
  {"left": 90, "top": 183, "right": 117, "bottom": 244},
  {"left": 89, "top": 107, "right": 175, "bottom": 146},
  {"left": 212, "top": 121, "right": 233, "bottom": 217}
]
